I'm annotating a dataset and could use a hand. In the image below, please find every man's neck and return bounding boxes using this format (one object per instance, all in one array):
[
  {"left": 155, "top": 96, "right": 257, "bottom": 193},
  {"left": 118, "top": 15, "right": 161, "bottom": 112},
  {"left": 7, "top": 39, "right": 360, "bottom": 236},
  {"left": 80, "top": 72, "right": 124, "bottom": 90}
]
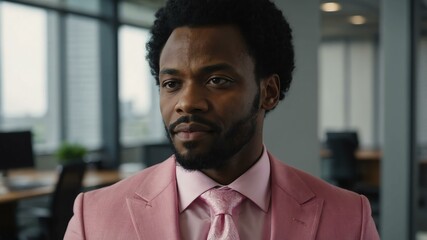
[{"left": 201, "top": 145, "right": 264, "bottom": 185}]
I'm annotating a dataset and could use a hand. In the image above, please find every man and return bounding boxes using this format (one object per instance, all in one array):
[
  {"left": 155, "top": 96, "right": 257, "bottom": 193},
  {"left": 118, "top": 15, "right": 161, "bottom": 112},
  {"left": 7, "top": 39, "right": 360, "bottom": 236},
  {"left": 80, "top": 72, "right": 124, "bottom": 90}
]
[{"left": 65, "top": 0, "right": 380, "bottom": 239}]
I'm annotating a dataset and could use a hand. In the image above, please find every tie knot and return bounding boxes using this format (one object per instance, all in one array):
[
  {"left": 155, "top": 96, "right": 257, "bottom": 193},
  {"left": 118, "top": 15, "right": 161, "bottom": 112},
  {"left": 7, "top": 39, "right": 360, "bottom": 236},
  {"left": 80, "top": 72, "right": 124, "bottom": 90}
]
[{"left": 200, "top": 188, "right": 244, "bottom": 216}]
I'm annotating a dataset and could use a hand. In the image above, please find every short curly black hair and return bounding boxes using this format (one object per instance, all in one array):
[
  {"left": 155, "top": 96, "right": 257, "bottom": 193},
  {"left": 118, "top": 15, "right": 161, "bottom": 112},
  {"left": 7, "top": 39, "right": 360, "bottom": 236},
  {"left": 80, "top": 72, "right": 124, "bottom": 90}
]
[{"left": 146, "top": 0, "right": 295, "bottom": 101}]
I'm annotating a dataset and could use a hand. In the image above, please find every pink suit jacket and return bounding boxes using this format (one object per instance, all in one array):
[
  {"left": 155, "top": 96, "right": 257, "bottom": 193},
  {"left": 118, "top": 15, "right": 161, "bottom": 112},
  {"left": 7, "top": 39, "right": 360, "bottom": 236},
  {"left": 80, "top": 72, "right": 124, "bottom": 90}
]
[{"left": 65, "top": 153, "right": 380, "bottom": 239}]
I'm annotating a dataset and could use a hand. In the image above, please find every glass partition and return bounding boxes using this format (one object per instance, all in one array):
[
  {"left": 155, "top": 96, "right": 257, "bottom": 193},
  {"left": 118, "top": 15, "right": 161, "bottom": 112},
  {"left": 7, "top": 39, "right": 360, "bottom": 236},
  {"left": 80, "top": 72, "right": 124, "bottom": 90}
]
[
  {"left": 319, "top": 0, "right": 380, "bottom": 229},
  {"left": 319, "top": 1, "right": 379, "bottom": 149},
  {"left": 414, "top": 1, "right": 427, "bottom": 238}
]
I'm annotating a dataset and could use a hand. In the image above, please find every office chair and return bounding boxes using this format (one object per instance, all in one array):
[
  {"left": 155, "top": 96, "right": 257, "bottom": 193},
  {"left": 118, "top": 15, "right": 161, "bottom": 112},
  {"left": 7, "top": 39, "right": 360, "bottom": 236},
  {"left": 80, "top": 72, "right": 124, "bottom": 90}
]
[
  {"left": 326, "top": 132, "right": 380, "bottom": 224},
  {"left": 142, "top": 142, "right": 174, "bottom": 167},
  {"left": 326, "top": 133, "right": 359, "bottom": 189},
  {"left": 35, "top": 161, "right": 86, "bottom": 240}
]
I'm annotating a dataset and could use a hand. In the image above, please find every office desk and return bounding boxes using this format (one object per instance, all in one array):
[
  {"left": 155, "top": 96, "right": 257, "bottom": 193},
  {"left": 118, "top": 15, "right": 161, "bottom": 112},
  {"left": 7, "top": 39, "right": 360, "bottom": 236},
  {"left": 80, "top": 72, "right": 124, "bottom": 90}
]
[
  {"left": 320, "top": 148, "right": 427, "bottom": 187},
  {"left": 0, "top": 167, "right": 133, "bottom": 238},
  {"left": 0, "top": 168, "right": 122, "bottom": 204},
  {"left": 320, "top": 148, "right": 382, "bottom": 161},
  {"left": 321, "top": 148, "right": 427, "bottom": 163},
  {"left": 320, "top": 149, "right": 381, "bottom": 187}
]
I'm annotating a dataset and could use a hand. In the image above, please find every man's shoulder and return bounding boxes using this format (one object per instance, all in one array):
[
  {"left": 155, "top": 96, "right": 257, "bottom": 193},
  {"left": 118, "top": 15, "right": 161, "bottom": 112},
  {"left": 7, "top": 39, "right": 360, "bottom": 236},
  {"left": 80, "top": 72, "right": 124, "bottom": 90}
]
[
  {"left": 269, "top": 155, "right": 379, "bottom": 238},
  {"left": 289, "top": 163, "right": 360, "bottom": 199},
  {"left": 269, "top": 154, "right": 362, "bottom": 202},
  {"left": 84, "top": 157, "right": 176, "bottom": 202}
]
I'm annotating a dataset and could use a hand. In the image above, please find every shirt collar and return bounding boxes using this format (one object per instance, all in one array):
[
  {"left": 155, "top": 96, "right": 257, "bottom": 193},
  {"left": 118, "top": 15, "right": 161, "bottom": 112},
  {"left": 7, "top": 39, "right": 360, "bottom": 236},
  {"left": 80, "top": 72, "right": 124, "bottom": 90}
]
[{"left": 175, "top": 146, "right": 271, "bottom": 213}]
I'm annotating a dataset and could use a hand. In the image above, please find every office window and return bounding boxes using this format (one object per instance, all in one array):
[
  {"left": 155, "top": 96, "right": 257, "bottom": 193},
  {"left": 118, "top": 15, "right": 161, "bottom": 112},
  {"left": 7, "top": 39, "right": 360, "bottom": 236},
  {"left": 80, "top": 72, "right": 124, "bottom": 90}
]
[
  {"left": 0, "top": 0, "right": 163, "bottom": 160},
  {"left": 0, "top": 2, "right": 58, "bottom": 150},
  {"left": 65, "top": 0, "right": 101, "bottom": 15},
  {"left": 13, "top": 0, "right": 104, "bottom": 16},
  {"left": 119, "top": 26, "right": 163, "bottom": 145},
  {"left": 319, "top": 42, "right": 346, "bottom": 130},
  {"left": 65, "top": 15, "right": 101, "bottom": 149},
  {"left": 119, "top": 1, "right": 157, "bottom": 26},
  {"left": 319, "top": 40, "right": 377, "bottom": 148}
]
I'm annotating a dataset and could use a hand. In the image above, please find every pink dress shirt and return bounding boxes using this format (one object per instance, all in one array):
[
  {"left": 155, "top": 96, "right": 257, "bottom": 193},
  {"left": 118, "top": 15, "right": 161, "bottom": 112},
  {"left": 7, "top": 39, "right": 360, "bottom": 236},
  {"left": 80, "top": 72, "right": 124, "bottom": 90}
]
[{"left": 176, "top": 147, "right": 271, "bottom": 240}]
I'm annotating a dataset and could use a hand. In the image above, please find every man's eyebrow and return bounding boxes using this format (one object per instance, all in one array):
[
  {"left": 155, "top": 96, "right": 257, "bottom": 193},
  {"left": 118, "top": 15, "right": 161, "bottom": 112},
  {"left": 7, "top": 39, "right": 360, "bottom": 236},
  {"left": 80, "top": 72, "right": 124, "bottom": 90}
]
[
  {"left": 159, "top": 68, "right": 180, "bottom": 75},
  {"left": 200, "top": 63, "right": 235, "bottom": 74},
  {"left": 159, "top": 63, "right": 235, "bottom": 76}
]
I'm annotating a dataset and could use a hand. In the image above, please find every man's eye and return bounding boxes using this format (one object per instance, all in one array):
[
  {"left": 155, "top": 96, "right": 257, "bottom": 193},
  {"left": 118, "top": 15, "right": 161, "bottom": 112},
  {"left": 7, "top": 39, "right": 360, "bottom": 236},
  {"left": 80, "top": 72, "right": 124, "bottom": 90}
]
[
  {"left": 207, "top": 77, "right": 232, "bottom": 87},
  {"left": 162, "top": 80, "right": 180, "bottom": 89}
]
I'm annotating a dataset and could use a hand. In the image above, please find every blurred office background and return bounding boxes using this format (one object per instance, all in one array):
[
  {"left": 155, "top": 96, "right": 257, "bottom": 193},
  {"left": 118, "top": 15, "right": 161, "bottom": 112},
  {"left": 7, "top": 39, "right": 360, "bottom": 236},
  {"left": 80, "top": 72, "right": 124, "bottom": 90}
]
[{"left": 0, "top": 0, "right": 425, "bottom": 239}]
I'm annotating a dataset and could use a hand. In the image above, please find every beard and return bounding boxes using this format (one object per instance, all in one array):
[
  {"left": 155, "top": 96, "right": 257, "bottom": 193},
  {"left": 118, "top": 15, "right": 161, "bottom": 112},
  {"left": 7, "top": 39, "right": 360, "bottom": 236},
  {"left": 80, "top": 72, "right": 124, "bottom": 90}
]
[{"left": 165, "top": 92, "right": 260, "bottom": 171}]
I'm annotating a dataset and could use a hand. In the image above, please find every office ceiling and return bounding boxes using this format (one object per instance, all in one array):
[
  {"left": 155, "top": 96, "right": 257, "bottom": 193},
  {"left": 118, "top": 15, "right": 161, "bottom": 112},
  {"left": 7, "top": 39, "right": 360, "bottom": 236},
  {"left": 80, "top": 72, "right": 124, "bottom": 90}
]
[
  {"left": 321, "top": 0, "right": 379, "bottom": 39},
  {"left": 127, "top": 0, "right": 427, "bottom": 39},
  {"left": 321, "top": 0, "right": 427, "bottom": 39}
]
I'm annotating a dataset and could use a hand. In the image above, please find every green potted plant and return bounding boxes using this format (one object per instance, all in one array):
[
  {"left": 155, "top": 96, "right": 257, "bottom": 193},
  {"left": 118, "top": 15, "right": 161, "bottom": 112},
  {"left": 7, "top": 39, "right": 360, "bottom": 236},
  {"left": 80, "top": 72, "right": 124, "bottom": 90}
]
[{"left": 55, "top": 142, "right": 87, "bottom": 165}]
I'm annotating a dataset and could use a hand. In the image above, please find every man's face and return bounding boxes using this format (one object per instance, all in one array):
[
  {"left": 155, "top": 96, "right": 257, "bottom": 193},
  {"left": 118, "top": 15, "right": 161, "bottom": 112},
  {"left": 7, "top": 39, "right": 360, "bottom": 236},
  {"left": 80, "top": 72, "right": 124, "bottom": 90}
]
[{"left": 159, "top": 25, "right": 263, "bottom": 171}]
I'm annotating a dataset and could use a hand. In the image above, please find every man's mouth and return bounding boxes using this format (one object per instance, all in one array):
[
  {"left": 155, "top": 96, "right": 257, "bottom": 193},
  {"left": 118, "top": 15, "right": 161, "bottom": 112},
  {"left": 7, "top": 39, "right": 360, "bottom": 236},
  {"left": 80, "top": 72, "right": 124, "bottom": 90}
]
[
  {"left": 173, "top": 123, "right": 214, "bottom": 141},
  {"left": 168, "top": 115, "right": 221, "bottom": 140}
]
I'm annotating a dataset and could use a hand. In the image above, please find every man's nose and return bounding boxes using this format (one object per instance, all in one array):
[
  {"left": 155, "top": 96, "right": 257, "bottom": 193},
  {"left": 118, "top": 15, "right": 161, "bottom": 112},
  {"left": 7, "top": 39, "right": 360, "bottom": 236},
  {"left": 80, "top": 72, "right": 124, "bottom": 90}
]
[{"left": 174, "top": 83, "right": 209, "bottom": 114}]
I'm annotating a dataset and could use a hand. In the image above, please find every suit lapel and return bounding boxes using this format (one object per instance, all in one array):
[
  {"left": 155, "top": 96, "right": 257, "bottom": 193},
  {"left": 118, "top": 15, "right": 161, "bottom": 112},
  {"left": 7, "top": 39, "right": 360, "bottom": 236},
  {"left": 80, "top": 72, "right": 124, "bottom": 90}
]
[
  {"left": 123, "top": 153, "right": 324, "bottom": 239},
  {"left": 268, "top": 153, "right": 324, "bottom": 240},
  {"left": 126, "top": 158, "right": 181, "bottom": 240}
]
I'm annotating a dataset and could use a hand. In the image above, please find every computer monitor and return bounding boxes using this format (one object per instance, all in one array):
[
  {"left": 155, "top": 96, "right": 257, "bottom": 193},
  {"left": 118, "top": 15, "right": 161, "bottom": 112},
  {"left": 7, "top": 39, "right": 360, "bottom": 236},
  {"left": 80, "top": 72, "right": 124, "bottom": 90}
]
[
  {"left": 0, "top": 130, "right": 35, "bottom": 176},
  {"left": 326, "top": 131, "right": 359, "bottom": 149}
]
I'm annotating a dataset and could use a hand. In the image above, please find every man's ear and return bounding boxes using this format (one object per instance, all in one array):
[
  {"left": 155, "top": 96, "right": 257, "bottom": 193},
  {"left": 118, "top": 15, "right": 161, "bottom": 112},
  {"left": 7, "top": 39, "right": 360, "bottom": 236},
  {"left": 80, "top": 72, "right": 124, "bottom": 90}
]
[{"left": 260, "top": 74, "right": 280, "bottom": 111}]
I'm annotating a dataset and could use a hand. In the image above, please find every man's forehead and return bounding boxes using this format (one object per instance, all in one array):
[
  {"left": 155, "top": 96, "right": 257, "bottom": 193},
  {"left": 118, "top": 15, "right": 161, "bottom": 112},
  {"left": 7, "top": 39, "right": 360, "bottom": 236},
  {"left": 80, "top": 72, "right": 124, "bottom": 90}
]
[
  {"left": 170, "top": 25, "right": 244, "bottom": 45},
  {"left": 160, "top": 25, "right": 249, "bottom": 61}
]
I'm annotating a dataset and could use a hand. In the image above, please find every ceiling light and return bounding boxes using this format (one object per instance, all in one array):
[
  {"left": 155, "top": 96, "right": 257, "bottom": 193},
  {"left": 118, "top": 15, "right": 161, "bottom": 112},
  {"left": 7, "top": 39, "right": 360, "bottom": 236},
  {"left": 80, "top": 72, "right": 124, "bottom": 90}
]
[
  {"left": 321, "top": 2, "right": 342, "bottom": 12},
  {"left": 349, "top": 15, "right": 367, "bottom": 25}
]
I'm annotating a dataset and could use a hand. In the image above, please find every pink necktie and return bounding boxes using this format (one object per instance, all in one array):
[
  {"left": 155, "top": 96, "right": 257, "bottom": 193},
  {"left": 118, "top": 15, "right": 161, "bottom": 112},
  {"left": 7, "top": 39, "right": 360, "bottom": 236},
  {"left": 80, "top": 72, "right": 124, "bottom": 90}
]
[{"left": 200, "top": 188, "right": 245, "bottom": 240}]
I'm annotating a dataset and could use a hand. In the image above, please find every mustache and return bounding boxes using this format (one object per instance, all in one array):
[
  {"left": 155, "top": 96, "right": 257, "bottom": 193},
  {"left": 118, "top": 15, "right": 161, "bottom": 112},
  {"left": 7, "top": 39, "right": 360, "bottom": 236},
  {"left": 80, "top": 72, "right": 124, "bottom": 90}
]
[{"left": 168, "top": 115, "right": 221, "bottom": 134}]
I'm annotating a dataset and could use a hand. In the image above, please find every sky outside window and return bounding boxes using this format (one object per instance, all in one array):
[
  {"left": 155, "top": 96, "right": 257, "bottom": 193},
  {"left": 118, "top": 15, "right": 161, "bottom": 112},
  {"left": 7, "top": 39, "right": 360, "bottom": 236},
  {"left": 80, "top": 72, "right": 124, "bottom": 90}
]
[{"left": 0, "top": 2, "right": 47, "bottom": 118}]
